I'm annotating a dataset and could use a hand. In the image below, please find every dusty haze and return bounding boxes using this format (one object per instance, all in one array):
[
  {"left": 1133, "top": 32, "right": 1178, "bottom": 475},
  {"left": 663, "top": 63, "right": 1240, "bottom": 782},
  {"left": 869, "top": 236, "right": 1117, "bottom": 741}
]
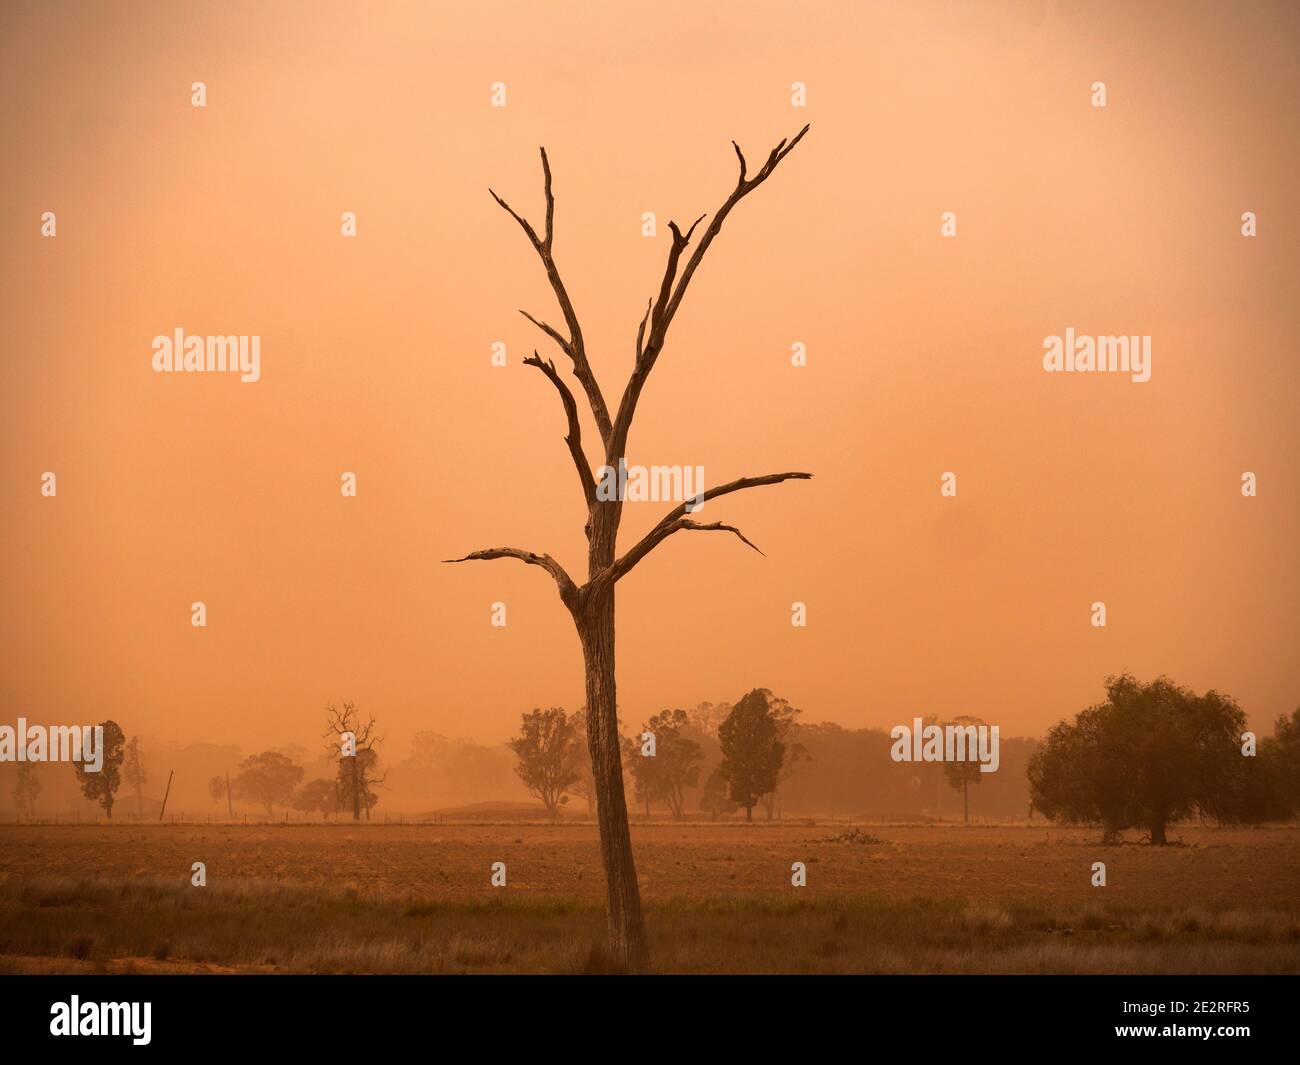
[{"left": 1, "top": 0, "right": 1297, "bottom": 773}]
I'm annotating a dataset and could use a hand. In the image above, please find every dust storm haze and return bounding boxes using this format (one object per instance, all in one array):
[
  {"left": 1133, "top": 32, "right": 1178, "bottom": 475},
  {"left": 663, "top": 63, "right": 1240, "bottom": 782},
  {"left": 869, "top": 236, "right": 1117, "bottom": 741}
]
[
  {"left": 2, "top": 1, "right": 1300, "bottom": 998},
  {"left": 2, "top": 0, "right": 1296, "bottom": 795}
]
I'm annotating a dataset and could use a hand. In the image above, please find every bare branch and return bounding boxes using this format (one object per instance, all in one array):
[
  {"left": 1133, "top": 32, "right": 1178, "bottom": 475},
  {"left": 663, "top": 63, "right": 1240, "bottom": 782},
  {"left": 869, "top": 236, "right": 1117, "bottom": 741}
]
[
  {"left": 541, "top": 147, "right": 555, "bottom": 248},
  {"left": 490, "top": 151, "right": 612, "bottom": 443},
  {"left": 665, "top": 125, "right": 809, "bottom": 337},
  {"left": 444, "top": 547, "right": 579, "bottom": 608},
  {"left": 519, "top": 310, "right": 571, "bottom": 356},
  {"left": 607, "top": 471, "right": 812, "bottom": 582},
  {"left": 676, "top": 519, "right": 765, "bottom": 554},
  {"left": 523, "top": 351, "right": 597, "bottom": 509},
  {"left": 488, "top": 188, "right": 542, "bottom": 246},
  {"left": 651, "top": 214, "right": 705, "bottom": 337},
  {"left": 634, "top": 298, "right": 652, "bottom": 360},
  {"left": 608, "top": 127, "right": 811, "bottom": 460}
]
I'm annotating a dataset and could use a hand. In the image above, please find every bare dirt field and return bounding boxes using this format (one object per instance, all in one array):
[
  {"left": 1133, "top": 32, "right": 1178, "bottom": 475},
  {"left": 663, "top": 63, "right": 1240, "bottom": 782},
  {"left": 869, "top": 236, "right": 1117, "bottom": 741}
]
[{"left": 2, "top": 822, "right": 1297, "bottom": 973}]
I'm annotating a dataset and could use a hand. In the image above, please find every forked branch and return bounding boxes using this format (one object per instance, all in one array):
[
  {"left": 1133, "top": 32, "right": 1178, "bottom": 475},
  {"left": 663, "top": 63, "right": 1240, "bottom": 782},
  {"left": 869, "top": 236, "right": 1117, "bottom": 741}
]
[
  {"left": 609, "top": 125, "right": 810, "bottom": 460},
  {"left": 607, "top": 471, "right": 812, "bottom": 582},
  {"left": 490, "top": 150, "right": 613, "bottom": 443},
  {"left": 667, "top": 518, "right": 765, "bottom": 554}
]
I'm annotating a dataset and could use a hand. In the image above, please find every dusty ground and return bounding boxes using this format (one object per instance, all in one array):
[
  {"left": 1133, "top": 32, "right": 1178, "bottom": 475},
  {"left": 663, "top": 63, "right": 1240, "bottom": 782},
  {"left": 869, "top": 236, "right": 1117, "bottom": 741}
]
[
  {"left": 1, "top": 822, "right": 1296, "bottom": 905},
  {"left": 1, "top": 823, "right": 1297, "bottom": 973}
]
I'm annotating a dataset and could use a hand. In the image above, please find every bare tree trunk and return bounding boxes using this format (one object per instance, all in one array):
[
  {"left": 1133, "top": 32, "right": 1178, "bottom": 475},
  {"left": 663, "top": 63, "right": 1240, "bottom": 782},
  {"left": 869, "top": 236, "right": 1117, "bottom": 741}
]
[
  {"left": 578, "top": 589, "right": 648, "bottom": 973},
  {"left": 226, "top": 771, "right": 233, "bottom": 819}
]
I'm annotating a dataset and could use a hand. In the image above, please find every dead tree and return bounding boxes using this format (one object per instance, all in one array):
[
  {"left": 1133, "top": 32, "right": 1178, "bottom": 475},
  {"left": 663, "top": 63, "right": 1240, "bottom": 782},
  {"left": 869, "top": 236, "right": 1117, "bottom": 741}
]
[
  {"left": 323, "top": 702, "right": 386, "bottom": 821},
  {"left": 448, "top": 127, "right": 812, "bottom": 971}
]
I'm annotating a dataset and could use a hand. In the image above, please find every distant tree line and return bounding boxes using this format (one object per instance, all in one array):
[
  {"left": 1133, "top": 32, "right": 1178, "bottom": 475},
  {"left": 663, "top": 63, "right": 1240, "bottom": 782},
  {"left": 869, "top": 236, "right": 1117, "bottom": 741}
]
[
  {"left": 4, "top": 675, "right": 1297, "bottom": 833},
  {"left": 507, "top": 689, "right": 803, "bottom": 822}
]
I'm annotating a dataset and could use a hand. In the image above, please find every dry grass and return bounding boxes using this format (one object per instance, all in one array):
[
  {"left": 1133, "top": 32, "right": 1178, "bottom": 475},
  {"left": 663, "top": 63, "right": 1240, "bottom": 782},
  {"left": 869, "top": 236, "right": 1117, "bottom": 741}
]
[
  {"left": 1, "top": 823, "right": 1297, "bottom": 973},
  {"left": 1, "top": 875, "right": 1298, "bottom": 974}
]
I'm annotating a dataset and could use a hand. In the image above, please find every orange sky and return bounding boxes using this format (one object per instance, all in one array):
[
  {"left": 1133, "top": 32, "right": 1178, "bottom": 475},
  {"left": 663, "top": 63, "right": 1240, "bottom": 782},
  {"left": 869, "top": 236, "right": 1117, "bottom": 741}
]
[{"left": 2, "top": 0, "right": 1297, "bottom": 755}]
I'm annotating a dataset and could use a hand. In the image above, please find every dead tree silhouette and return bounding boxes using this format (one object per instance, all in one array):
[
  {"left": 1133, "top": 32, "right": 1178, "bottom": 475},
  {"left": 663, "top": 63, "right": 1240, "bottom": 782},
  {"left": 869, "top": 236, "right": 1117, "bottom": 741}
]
[{"left": 447, "top": 126, "right": 812, "bottom": 971}]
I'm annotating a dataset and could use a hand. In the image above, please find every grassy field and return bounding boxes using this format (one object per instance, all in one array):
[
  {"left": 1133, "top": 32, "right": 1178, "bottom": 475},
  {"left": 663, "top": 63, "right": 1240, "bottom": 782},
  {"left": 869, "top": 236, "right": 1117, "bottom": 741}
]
[{"left": 1, "top": 822, "right": 1297, "bottom": 974}]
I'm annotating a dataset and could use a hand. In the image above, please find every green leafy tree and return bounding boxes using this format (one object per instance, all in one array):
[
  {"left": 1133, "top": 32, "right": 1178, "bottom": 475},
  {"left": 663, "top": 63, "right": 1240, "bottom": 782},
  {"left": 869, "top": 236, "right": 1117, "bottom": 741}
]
[
  {"left": 293, "top": 778, "right": 342, "bottom": 821},
  {"left": 232, "top": 751, "right": 303, "bottom": 818},
  {"left": 509, "top": 707, "right": 582, "bottom": 818},
  {"left": 568, "top": 708, "right": 598, "bottom": 816},
  {"left": 208, "top": 774, "right": 231, "bottom": 809},
  {"left": 1028, "top": 674, "right": 1259, "bottom": 844},
  {"left": 628, "top": 709, "right": 703, "bottom": 820},
  {"left": 699, "top": 767, "right": 737, "bottom": 820},
  {"left": 1210, "top": 707, "right": 1300, "bottom": 825},
  {"left": 13, "top": 762, "right": 41, "bottom": 820},
  {"left": 758, "top": 692, "right": 806, "bottom": 820},
  {"left": 689, "top": 701, "right": 732, "bottom": 735},
  {"left": 718, "top": 689, "right": 785, "bottom": 822},
  {"left": 72, "top": 719, "right": 125, "bottom": 819},
  {"left": 123, "top": 736, "right": 148, "bottom": 818},
  {"left": 1266, "top": 708, "right": 1300, "bottom": 810},
  {"left": 942, "top": 715, "right": 986, "bottom": 824}
]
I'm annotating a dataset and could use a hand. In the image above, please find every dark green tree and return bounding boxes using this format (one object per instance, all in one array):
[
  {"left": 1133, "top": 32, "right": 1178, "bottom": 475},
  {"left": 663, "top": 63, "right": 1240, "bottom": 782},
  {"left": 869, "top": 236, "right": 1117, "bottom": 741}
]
[
  {"left": 1267, "top": 708, "right": 1300, "bottom": 809},
  {"left": 509, "top": 707, "right": 582, "bottom": 818},
  {"left": 123, "top": 735, "right": 147, "bottom": 818},
  {"left": 1028, "top": 674, "right": 1261, "bottom": 844},
  {"left": 699, "top": 767, "right": 737, "bottom": 820},
  {"left": 628, "top": 708, "right": 704, "bottom": 820},
  {"left": 73, "top": 719, "right": 125, "bottom": 819},
  {"left": 1212, "top": 707, "right": 1300, "bottom": 824},
  {"left": 232, "top": 751, "right": 303, "bottom": 818},
  {"left": 294, "top": 778, "right": 342, "bottom": 821},
  {"left": 13, "top": 762, "right": 41, "bottom": 820},
  {"left": 759, "top": 692, "right": 806, "bottom": 820},
  {"left": 942, "top": 715, "right": 986, "bottom": 824},
  {"left": 718, "top": 689, "right": 785, "bottom": 822}
]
